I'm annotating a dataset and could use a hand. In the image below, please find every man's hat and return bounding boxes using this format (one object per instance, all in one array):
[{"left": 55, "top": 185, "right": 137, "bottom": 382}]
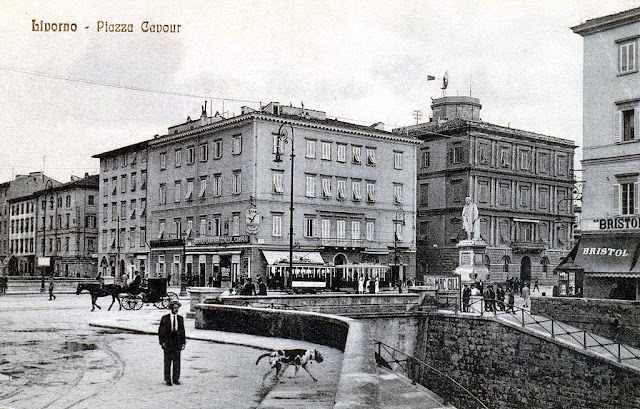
[{"left": 169, "top": 300, "right": 182, "bottom": 308}]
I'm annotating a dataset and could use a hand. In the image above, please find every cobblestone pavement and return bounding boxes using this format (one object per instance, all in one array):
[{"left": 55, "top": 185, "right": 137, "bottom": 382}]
[{"left": 0, "top": 293, "right": 292, "bottom": 409}]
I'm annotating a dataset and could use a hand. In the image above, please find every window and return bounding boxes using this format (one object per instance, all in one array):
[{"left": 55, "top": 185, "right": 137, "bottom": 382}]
[
  {"left": 213, "top": 174, "right": 222, "bottom": 196},
  {"left": 103, "top": 204, "right": 108, "bottom": 222},
  {"left": 130, "top": 199, "right": 136, "bottom": 219},
  {"left": 352, "top": 146, "right": 362, "bottom": 164},
  {"left": 131, "top": 173, "right": 137, "bottom": 192},
  {"left": 452, "top": 146, "right": 461, "bottom": 164},
  {"left": 212, "top": 216, "right": 221, "bottom": 236},
  {"left": 102, "top": 160, "right": 109, "bottom": 172},
  {"left": 159, "top": 183, "right": 167, "bottom": 205},
  {"left": 419, "top": 183, "right": 428, "bottom": 206},
  {"left": 304, "top": 217, "right": 316, "bottom": 238},
  {"left": 232, "top": 214, "right": 240, "bottom": 236},
  {"left": 421, "top": 149, "right": 430, "bottom": 169},
  {"left": 395, "top": 222, "right": 403, "bottom": 241},
  {"left": 175, "top": 149, "right": 182, "bottom": 167},
  {"left": 103, "top": 179, "right": 108, "bottom": 197},
  {"left": 186, "top": 146, "right": 195, "bottom": 164},
  {"left": 336, "top": 220, "right": 346, "bottom": 240},
  {"left": 517, "top": 222, "right": 534, "bottom": 242},
  {"left": 160, "top": 152, "right": 167, "bottom": 170},
  {"left": 502, "top": 256, "right": 510, "bottom": 273},
  {"left": 352, "top": 180, "right": 361, "bottom": 201},
  {"left": 394, "top": 151, "right": 403, "bottom": 169},
  {"left": 478, "top": 180, "right": 490, "bottom": 204},
  {"left": 337, "top": 144, "right": 346, "bottom": 162},
  {"left": 199, "top": 217, "right": 207, "bottom": 236},
  {"left": 101, "top": 230, "right": 107, "bottom": 250},
  {"left": 617, "top": 108, "right": 637, "bottom": 142},
  {"left": 121, "top": 175, "right": 127, "bottom": 193},
  {"left": 199, "top": 177, "right": 207, "bottom": 198},
  {"left": 140, "top": 198, "right": 146, "bottom": 218},
  {"left": 65, "top": 237, "right": 70, "bottom": 252},
  {"left": 322, "top": 142, "right": 331, "bottom": 160},
  {"left": 213, "top": 140, "right": 223, "bottom": 159},
  {"left": 199, "top": 143, "right": 209, "bottom": 162},
  {"left": 321, "top": 219, "right": 331, "bottom": 241},
  {"left": 499, "top": 183, "right": 511, "bottom": 206},
  {"left": 129, "top": 228, "right": 136, "bottom": 248},
  {"left": 306, "top": 140, "right": 316, "bottom": 158},
  {"left": 174, "top": 181, "right": 181, "bottom": 203},
  {"left": 121, "top": 154, "right": 127, "bottom": 167},
  {"left": 232, "top": 172, "right": 241, "bottom": 194},
  {"left": 232, "top": 136, "right": 242, "bottom": 155},
  {"left": 273, "top": 172, "right": 284, "bottom": 194},
  {"left": 186, "top": 218, "right": 193, "bottom": 237},
  {"left": 111, "top": 202, "right": 117, "bottom": 221},
  {"left": 120, "top": 202, "right": 126, "bottom": 220},
  {"left": 140, "top": 228, "right": 146, "bottom": 247},
  {"left": 337, "top": 179, "right": 347, "bottom": 200},
  {"left": 112, "top": 157, "right": 118, "bottom": 170},
  {"left": 614, "top": 182, "right": 639, "bottom": 215},
  {"left": 111, "top": 177, "right": 117, "bottom": 195},
  {"left": 131, "top": 152, "right": 137, "bottom": 165},
  {"left": 366, "top": 148, "right": 376, "bottom": 166},
  {"left": 366, "top": 220, "right": 375, "bottom": 241},
  {"left": 306, "top": 176, "right": 316, "bottom": 197},
  {"left": 478, "top": 144, "right": 490, "bottom": 165},
  {"left": 351, "top": 221, "right": 361, "bottom": 240},
  {"left": 141, "top": 150, "right": 147, "bottom": 163},
  {"left": 322, "top": 178, "right": 332, "bottom": 198},
  {"left": 394, "top": 184, "right": 403, "bottom": 204},
  {"left": 500, "top": 148, "right": 510, "bottom": 168},
  {"left": 175, "top": 219, "right": 183, "bottom": 237},
  {"left": 272, "top": 215, "right": 282, "bottom": 236},
  {"left": 140, "top": 170, "right": 147, "bottom": 190},
  {"left": 619, "top": 40, "right": 636, "bottom": 74},
  {"left": 520, "top": 150, "right": 531, "bottom": 171},
  {"left": 185, "top": 180, "right": 194, "bottom": 200},
  {"left": 360, "top": 180, "right": 373, "bottom": 203}
]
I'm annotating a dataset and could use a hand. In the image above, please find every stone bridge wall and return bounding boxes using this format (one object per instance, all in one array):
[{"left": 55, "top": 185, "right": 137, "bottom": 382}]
[
  {"left": 531, "top": 296, "right": 640, "bottom": 349},
  {"left": 414, "top": 313, "right": 640, "bottom": 409},
  {"left": 5, "top": 278, "right": 95, "bottom": 294},
  {"left": 195, "top": 304, "right": 380, "bottom": 409}
]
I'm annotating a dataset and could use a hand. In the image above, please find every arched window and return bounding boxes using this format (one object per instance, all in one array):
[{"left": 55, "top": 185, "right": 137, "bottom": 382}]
[
  {"left": 502, "top": 256, "right": 511, "bottom": 273},
  {"left": 541, "top": 257, "right": 549, "bottom": 276}
]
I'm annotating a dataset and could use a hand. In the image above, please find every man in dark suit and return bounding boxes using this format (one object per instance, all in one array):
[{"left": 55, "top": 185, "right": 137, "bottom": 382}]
[{"left": 158, "top": 300, "right": 186, "bottom": 386}]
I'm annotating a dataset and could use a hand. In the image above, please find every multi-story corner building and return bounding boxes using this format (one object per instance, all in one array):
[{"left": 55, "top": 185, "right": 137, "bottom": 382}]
[
  {"left": 570, "top": 7, "right": 640, "bottom": 299},
  {"left": 395, "top": 96, "right": 575, "bottom": 286},
  {"left": 146, "top": 103, "right": 418, "bottom": 288},
  {"left": 32, "top": 174, "right": 100, "bottom": 277},
  {"left": 7, "top": 195, "right": 37, "bottom": 275},
  {"left": 0, "top": 172, "right": 60, "bottom": 274},
  {"left": 92, "top": 141, "right": 150, "bottom": 282}
]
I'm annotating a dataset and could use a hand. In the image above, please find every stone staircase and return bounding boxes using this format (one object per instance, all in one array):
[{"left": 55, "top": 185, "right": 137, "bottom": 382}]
[{"left": 378, "top": 367, "right": 456, "bottom": 409}]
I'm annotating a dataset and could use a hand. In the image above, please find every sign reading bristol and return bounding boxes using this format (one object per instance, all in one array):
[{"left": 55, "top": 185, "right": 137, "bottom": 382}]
[
  {"left": 582, "top": 247, "right": 629, "bottom": 257},
  {"left": 596, "top": 217, "right": 640, "bottom": 230}
]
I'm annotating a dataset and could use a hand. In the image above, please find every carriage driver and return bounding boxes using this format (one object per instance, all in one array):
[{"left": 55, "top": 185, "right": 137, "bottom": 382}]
[{"left": 130, "top": 271, "right": 141, "bottom": 292}]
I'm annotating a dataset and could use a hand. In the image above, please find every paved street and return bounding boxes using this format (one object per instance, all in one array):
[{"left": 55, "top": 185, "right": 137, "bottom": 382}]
[{"left": 0, "top": 293, "right": 276, "bottom": 409}]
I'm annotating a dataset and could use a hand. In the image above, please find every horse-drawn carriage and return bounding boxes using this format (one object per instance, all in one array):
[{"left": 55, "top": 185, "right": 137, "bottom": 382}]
[{"left": 121, "top": 278, "right": 178, "bottom": 310}]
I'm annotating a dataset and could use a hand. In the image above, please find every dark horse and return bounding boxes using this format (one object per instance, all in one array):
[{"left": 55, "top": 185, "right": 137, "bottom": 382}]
[{"left": 76, "top": 283, "right": 123, "bottom": 311}]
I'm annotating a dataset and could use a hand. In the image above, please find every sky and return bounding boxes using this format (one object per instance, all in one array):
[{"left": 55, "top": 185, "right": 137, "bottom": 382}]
[{"left": 1, "top": 0, "right": 639, "bottom": 184}]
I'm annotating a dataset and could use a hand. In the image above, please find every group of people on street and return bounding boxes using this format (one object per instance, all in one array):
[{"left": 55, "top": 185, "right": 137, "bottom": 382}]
[
  {"left": 233, "top": 276, "right": 268, "bottom": 296},
  {"left": 357, "top": 274, "right": 380, "bottom": 294},
  {"left": 462, "top": 279, "right": 534, "bottom": 314}
]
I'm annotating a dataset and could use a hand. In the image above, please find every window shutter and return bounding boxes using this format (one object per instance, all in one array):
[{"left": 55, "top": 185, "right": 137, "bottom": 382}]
[
  {"left": 635, "top": 182, "right": 640, "bottom": 215},
  {"left": 613, "top": 183, "right": 621, "bottom": 215},
  {"left": 614, "top": 110, "right": 622, "bottom": 142},
  {"left": 635, "top": 108, "right": 640, "bottom": 140}
]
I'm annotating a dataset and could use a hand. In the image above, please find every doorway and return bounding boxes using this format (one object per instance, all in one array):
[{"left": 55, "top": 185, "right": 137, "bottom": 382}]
[{"left": 520, "top": 256, "right": 531, "bottom": 284}]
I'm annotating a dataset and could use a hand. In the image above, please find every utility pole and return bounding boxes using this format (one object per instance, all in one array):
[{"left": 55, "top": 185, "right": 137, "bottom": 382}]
[{"left": 412, "top": 110, "right": 422, "bottom": 125}]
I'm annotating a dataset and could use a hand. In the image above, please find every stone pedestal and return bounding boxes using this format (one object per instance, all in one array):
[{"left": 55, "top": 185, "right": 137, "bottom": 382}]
[{"left": 454, "top": 240, "right": 490, "bottom": 283}]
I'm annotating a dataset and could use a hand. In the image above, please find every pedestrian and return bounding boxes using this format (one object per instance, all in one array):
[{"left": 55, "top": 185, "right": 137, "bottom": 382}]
[
  {"left": 496, "top": 284, "right": 505, "bottom": 311},
  {"left": 522, "top": 282, "right": 531, "bottom": 308},
  {"left": 257, "top": 277, "right": 267, "bottom": 296},
  {"left": 534, "top": 278, "right": 540, "bottom": 292},
  {"left": 506, "top": 289, "right": 515, "bottom": 314},
  {"left": 374, "top": 276, "right": 380, "bottom": 294},
  {"left": 158, "top": 300, "right": 186, "bottom": 386},
  {"left": 48, "top": 279, "right": 56, "bottom": 300},
  {"left": 167, "top": 273, "right": 172, "bottom": 287},
  {"left": 483, "top": 286, "right": 493, "bottom": 312},
  {"left": 241, "top": 277, "right": 256, "bottom": 296},
  {"left": 462, "top": 284, "right": 471, "bottom": 312},
  {"left": 358, "top": 275, "right": 365, "bottom": 294}
]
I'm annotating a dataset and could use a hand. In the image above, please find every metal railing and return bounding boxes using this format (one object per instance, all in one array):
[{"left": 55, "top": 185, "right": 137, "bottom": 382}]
[
  {"left": 241, "top": 301, "right": 300, "bottom": 310},
  {"left": 373, "top": 339, "right": 489, "bottom": 409},
  {"left": 436, "top": 295, "right": 640, "bottom": 364}
]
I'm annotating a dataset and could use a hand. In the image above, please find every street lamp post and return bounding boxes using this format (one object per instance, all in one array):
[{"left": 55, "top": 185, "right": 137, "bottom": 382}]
[
  {"left": 273, "top": 123, "right": 294, "bottom": 290},
  {"left": 180, "top": 232, "right": 187, "bottom": 297},
  {"left": 41, "top": 179, "right": 54, "bottom": 292},
  {"left": 394, "top": 208, "right": 405, "bottom": 290}
]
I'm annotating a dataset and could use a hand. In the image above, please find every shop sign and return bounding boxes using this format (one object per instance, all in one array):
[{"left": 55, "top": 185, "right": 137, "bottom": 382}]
[
  {"left": 581, "top": 247, "right": 629, "bottom": 257},
  {"left": 424, "top": 275, "right": 460, "bottom": 290},
  {"left": 596, "top": 217, "right": 640, "bottom": 230},
  {"left": 245, "top": 208, "right": 261, "bottom": 234},
  {"left": 193, "top": 235, "right": 250, "bottom": 245}
]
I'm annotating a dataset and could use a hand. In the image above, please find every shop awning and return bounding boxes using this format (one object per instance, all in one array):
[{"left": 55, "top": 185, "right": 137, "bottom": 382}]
[
  {"left": 261, "top": 250, "right": 325, "bottom": 265},
  {"left": 572, "top": 234, "right": 640, "bottom": 274}
]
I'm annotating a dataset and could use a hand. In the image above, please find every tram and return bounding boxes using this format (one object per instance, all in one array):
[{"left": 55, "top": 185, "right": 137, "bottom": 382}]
[{"left": 334, "top": 264, "right": 391, "bottom": 291}]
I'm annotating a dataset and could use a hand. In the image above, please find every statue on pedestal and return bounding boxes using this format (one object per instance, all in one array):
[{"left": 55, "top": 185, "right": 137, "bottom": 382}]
[{"left": 462, "top": 197, "right": 481, "bottom": 241}]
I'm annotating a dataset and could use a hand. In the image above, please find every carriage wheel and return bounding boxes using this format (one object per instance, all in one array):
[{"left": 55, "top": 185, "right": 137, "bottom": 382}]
[
  {"left": 121, "top": 296, "right": 132, "bottom": 310},
  {"left": 154, "top": 298, "right": 169, "bottom": 309},
  {"left": 166, "top": 292, "right": 178, "bottom": 301},
  {"left": 123, "top": 295, "right": 143, "bottom": 310}
]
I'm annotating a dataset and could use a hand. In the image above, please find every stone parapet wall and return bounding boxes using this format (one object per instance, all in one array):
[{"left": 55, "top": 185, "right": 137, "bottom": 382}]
[
  {"left": 414, "top": 313, "right": 640, "bottom": 409},
  {"left": 195, "top": 304, "right": 380, "bottom": 408},
  {"left": 531, "top": 296, "right": 640, "bottom": 349},
  {"left": 4, "top": 278, "right": 96, "bottom": 294}
]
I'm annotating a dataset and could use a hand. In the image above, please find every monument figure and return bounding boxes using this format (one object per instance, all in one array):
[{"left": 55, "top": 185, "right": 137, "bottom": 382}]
[{"left": 462, "top": 197, "right": 481, "bottom": 241}]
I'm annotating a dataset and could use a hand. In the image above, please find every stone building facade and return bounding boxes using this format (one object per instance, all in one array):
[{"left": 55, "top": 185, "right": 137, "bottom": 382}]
[
  {"left": 395, "top": 96, "right": 575, "bottom": 285},
  {"left": 145, "top": 103, "right": 418, "bottom": 289},
  {"left": 570, "top": 7, "right": 640, "bottom": 299},
  {"left": 93, "top": 141, "right": 150, "bottom": 283},
  {"left": 7, "top": 195, "right": 37, "bottom": 275}
]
